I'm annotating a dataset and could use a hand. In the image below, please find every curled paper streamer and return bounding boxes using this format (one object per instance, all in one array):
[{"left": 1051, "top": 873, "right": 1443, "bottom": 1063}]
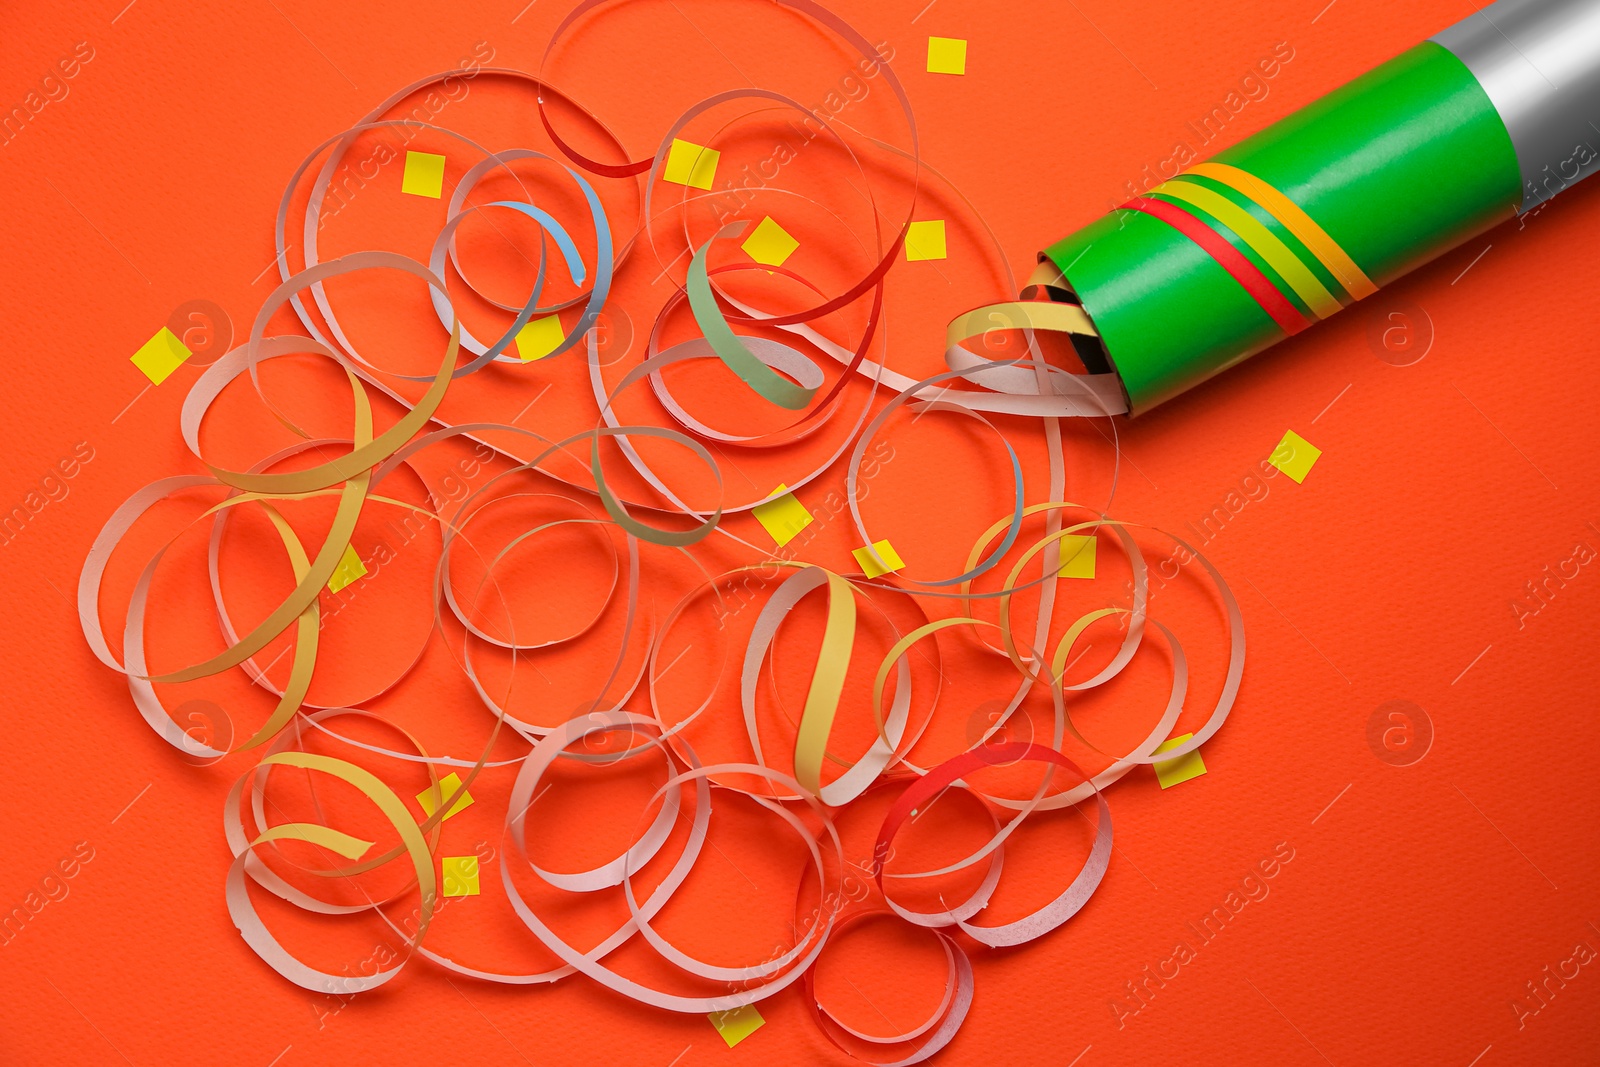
[{"left": 77, "top": 0, "right": 1254, "bottom": 1059}]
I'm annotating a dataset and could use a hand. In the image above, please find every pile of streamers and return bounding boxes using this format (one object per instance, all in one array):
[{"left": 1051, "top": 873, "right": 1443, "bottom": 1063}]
[{"left": 78, "top": 0, "right": 1242, "bottom": 1060}]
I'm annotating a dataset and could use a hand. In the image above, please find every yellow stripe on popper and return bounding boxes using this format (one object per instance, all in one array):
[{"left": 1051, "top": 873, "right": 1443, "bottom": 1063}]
[
  {"left": 905, "top": 219, "right": 947, "bottom": 261},
  {"left": 416, "top": 771, "right": 475, "bottom": 820},
  {"left": 401, "top": 151, "right": 446, "bottom": 198},
  {"left": 742, "top": 216, "right": 799, "bottom": 266},
  {"left": 1156, "top": 178, "right": 1343, "bottom": 319},
  {"left": 1056, "top": 533, "right": 1096, "bottom": 579},
  {"left": 1268, "top": 429, "right": 1322, "bottom": 483},
  {"left": 442, "top": 856, "right": 480, "bottom": 897},
  {"left": 131, "top": 326, "right": 192, "bottom": 385},
  {"left": 1152, "top": 733, "right": 1207, "bottom": 788},
  {"left": 326, "top": 544, "right": 367, "bottom": 593},
  {"left": 709, "top": 1003, "right": 766, "bottom": 1047},
  {"left": 926, "top": 36, "right": 968, "bottom": 75},
  {"left": 516, "top": 314, "right": 565, "bottom": 361},
  {"left": 1185, "top": 162, "right": 1377, "bottom": 300},
  {"left": 852, "top": 539, "right": 905, "bottom": 579},
  {"left": 663, "top": 137, "right": 720, "bottom": 190},
  {"left": 751, "top": 484, "right": 813, "bottom": 546}
]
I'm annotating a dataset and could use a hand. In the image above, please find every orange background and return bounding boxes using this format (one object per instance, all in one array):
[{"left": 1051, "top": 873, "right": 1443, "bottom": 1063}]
[{"left": 3, "top": 0, "right": 1599, "bottom": 1065}]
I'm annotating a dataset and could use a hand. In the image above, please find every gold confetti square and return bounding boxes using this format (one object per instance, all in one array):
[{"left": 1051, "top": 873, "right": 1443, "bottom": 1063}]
[
  {"left": 926, "top": 36, "right": 968, "bottom": 75},
  {"left": 1153, "top": 733, "right": 1207, "bottom": 789},
  {"left": 442, "top": 856, "right": 480, "bottom": 897},
  {"left": 1057, "top": 534, "right": 1096, "bottom": 579},
  {"left": 663, "top": 138, "right": 720, "bottom": 190},
  {"left": 709, "top": 1004, "right": 765, "bottom": 1047},
  {"left": 852, "top": 539, "right": 905, "bottom": 579},
  {"left": 130, "top": 326, "right": 192, "bottom": 386},
  {"left": 326, "top": 544, "right": 368, "bottom": 594},
  {"left": 905, "top": 219, "right": 947, "bottom": 261},
  {"left": 1269, "top": 429, "right": 1322, "bottom": 484},
  {"left": 401, "top": 151, "right": 446, "bottom": 198},
  {"left": 751, "top": 484, "right": 813, "bottom": 547},
  {"left": 516, "top": 314, "right": 566, "bottom": 361},
  {"left": 416, "top": 771, "right": 475, "bottom": 820},
  {"left": 742, "top": 216, "right": 800, "bottom": 266}
]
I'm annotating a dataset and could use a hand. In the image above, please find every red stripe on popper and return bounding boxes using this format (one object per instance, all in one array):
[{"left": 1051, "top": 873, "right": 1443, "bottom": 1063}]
[{"left": 1120, "top": 196, "right": 1310, "bottom": 337}]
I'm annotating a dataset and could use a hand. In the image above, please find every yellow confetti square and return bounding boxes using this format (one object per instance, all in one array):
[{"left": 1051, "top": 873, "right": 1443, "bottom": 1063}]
[
  {"left": 742, "top": 216, "right": 799, "bottom": 267},
  {"left": 401, "top": 151, "right": 446, "bottom": 198},
  {"left": 417, "top": 771, "right": 475, "bottom": 820},
  {"left": 442, "top": 856, "right": 480, "bottom": 897},
  {"left": 709, "top": 1004, "right": 765, "bottom": 1048},
  {"left": 1268, "top": 429, "right": 1322, "bottom": 484},
  {"left": 751, "top": 484, "right": 812, "bottom": 547},
  {"left": 926, "top": 36, "right": 968, "bottom": 75},
  {"left": 130, "top": 326, "right": 192, "bottom": 386},
  {"left": 663, "top": 138, "right": 720, "bottom": 190},
  {"left": 1152, "top": 733, "right": 1207, "bottom": 789},
  {"left": 1057, "top": 534, "right": 1096, "bottom": 579},
  {"left": 905, "top": 219, "right": 947, "bottom": 261},
  {"left": 326, "top": 544, "right": 368, "bottom": 594},
  {"left": 516, "top": 313, "right": 566, "bottom": 361},
  {"left": 852, "top": 539, "right": 905, "bottom": 579}
]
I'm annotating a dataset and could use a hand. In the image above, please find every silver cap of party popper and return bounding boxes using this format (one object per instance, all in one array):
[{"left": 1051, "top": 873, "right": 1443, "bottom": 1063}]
[{"left": 1433, "top": 0, "right": 1600, "bottom": 211}]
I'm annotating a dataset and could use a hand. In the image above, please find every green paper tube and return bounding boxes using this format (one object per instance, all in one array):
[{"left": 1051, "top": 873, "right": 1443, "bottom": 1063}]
[{"left": 1044, "top": 0, "right": 1600, "bottom": 415}]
